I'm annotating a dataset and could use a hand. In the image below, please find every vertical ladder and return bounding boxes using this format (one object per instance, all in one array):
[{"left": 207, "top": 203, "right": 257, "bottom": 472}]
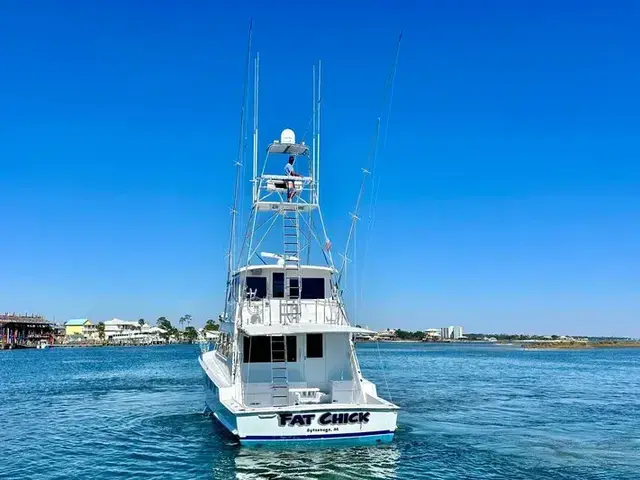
[
  {"left": 281, "top": 209, "right": 302, "bottom": 323},
  {"left": 270, "top": 335, "right": 289, "bottom": 407}
]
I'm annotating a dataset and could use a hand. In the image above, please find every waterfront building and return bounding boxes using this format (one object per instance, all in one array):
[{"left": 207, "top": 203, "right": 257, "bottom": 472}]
[
  {"left": 108, "top": 326, "right": 166, "bottom": 345},
  {"left": 424, "top": 328, "right": 440, "bottom": 339},
  {"left": 64, "top": 319, "right": 96, "bottom": 338},
  {"left": 104, "top": 318, "right": 140, "bottom": 339},
  {"left": 375, "top": 329, "right": 398, "bottom": 341},
  {"left": 103, "top": 318, "right": 167, "bottom": 344},
  {"left": 440, "top": 326, "right": 452, "bottom": 340},
  {"left": 452, "top": 326, "right": 464, "bottom": 339},
  {"left": 1, "top": 313, "right": 52, "bottom": 348}
]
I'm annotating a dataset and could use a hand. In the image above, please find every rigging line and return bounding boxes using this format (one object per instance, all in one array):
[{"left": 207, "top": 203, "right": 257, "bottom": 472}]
[
  {"left": 316, "top": 208, "right": 335, "bottom": 268},
  {"left": 358, "top": 32, "right": 404, "bottom": 304},
  {"left": 299, "top": 114, "right": 314, "bottom": 145},
  {"left": 298, "top": 211, "right": 331, "bottom": 266},
  {"left": 248, "top": 212, "right": 281, "bottom": 261},
  {"left": 235, "top": 206, "right": 262, "bottom": 268},
  {"left": 369, "top": 32, "right": 402, "bottom": 221},
  {"left": 375, "top": 338, "right": 393, "bottom": 402},
  {"left": 338, "top": 32, "right": 403, "bottom": 286},
  {"left": 224, "top": 19, "right": 253, "bottom": 319}
]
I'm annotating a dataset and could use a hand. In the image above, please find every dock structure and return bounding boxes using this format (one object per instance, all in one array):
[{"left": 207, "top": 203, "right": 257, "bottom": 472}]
[{"left": 0, "top": 313, "right": 52, "bottom": 349}]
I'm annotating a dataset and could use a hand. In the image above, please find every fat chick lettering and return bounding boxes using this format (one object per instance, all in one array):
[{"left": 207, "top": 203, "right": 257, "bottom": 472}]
[{"left": 278, "top": 411, "right": 370, "bottom": 427}]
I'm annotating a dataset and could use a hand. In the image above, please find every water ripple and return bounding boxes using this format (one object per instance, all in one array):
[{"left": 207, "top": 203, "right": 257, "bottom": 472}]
[{"left": 1, "top": 344, "right": 638, "bottom": 479}]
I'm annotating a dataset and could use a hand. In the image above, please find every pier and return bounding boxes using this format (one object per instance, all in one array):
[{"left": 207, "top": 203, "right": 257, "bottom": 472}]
[{"left": 0, "top": 313, "right": 53, "bottom": 349}]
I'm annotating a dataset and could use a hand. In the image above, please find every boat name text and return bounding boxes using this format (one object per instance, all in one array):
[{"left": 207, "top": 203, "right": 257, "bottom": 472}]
[{"left": 278, "top": 412, "right": 370, "bottom": 427}]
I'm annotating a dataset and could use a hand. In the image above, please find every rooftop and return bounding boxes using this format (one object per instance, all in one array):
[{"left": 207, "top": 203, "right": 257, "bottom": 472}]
[
  {"left": 65, "top": 319, "right": 90, "bottom": 326},
  {"left": 0, "top": 313, "right": 49, "bottom": 325}
]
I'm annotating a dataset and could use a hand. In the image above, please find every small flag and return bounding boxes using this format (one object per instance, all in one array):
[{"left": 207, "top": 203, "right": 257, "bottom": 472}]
[{"left": 324, "top": 239, "right": 332, "bottom": 251}]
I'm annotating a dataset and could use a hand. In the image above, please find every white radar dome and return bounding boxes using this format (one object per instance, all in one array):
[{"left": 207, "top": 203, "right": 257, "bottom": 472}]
[{"left": 280, "top": 128, "right": 295, "bottom": 144}]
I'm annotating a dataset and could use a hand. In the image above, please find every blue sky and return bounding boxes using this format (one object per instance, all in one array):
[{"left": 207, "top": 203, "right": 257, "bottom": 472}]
[{"left": 0, "top": 0, "right": 638, "bottom": 336}]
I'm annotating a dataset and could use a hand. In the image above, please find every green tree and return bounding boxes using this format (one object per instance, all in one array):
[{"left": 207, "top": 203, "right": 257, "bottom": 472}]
[
  {"left": 205, "top": 318, "right": 219, "bottom": 331},
  {"left": 183, "top": 326, "right": 198, "bottom": 343},
  {"left": 96, "top": 322, "right": 105, "bottom": 342},
  {"left": 138, "top": 318, "right": 145, "bottom": 331},
  {"left": 179, "top": 314, "right": 192, "bottom": 331},
  {"left": 156, "top": 317, "right": 173, "bottom": 341}
]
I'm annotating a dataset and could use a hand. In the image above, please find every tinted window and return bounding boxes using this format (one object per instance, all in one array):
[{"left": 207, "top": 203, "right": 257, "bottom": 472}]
[
  {"left": 301, "top": 278, "right": 325, "bottom": 299},
  {"left": 286, "top": 336, "right": 297, "bottom": 362},
  {"left": 288, "top": 278, "right": 299, "bottom": 298},
  {"left": 243, "top": 335, "right": 297, "bottom": 363},
  {"left": 272, "top": 272, "right": 284, "bottom": 298},
  {"left": 245, "top": 276, "right": 266, "bottom": 299},
  {"left": 307, "top": 333, "right": 323, "bottom": 358},
  {"left": 243, "top": 335, "right": 271, "bottom": 363}
]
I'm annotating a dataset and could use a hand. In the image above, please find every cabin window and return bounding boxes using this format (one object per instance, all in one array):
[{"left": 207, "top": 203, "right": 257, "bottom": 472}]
[
  {"left": 286, "top": 336, "right": 297, "bottom": 362},
  {"left": 272, "top": 272, "right": 284, "bottom": 298},
  {"left": 228, "top": 276, "right": 239, "bottom": 301},
  {"left": 243, "top": 336, "right": 271, "bottom": 363},
  {"left": 243, "top": 335, "right": 297, "bottom": 363},
  {"left": 245, "top": 276, "right": 266, "bottom": 299},
  {"left": 301, "top": 278, "right": 325, "bottom": 299},
  {"left": 289, "top": 278, "right": 300, "bottom": 298},
  {"left": 306, "top": 333, "right": 323, "bottom": 358}
]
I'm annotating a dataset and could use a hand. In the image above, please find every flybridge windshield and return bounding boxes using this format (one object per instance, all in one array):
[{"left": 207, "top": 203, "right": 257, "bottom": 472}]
[{"left": 236, "top": 272, "right": 327, "bottom": 300}]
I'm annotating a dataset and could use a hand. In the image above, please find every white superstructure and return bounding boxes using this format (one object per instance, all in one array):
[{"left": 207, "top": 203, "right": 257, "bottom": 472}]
[{"left": 199, "top": 54, "right": 398, "bottom": 446}]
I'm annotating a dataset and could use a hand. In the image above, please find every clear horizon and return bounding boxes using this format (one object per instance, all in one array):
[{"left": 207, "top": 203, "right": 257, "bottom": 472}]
[{"left": 0, "top": 1, "right": 638, "bottom": 337}]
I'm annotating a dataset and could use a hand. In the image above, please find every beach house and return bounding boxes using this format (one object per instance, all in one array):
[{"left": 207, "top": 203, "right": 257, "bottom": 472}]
[{"left": 64, "top": 319, "right": 95, "bottom": 338}]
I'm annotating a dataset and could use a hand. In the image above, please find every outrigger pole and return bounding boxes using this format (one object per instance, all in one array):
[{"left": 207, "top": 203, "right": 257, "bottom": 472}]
[
  {"left": 223, "top": 19, "right": 253, "bottom": 321},
  {"left": 337, "top": 31, "right": 403, "bottom": 286}
]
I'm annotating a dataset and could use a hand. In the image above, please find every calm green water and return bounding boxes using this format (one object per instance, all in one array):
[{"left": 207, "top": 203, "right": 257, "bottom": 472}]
[{"left": 0, "top": 343, "right": 638, "bottom": 479}]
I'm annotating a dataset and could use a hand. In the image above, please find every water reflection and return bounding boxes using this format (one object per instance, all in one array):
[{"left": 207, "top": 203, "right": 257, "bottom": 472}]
[{"left": 234, "top": 443, "right": 401, "bottom": 479}]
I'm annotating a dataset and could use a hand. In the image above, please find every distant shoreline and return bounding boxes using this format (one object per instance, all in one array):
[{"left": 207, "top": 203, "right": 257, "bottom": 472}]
[{"left": 522, "top": 341, "right": 640, "bottom": 350}]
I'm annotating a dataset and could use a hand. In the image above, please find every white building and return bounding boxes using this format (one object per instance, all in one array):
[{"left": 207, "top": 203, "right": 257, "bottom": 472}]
[
  {"left": 374, "top": 329, "right": 397, "bottom": 341},
  {"left": 104, "top": 318, "right": 140, "bottom": 339},
  {"left": 440, "top": 326, "right": 452, "bottom": 340},
  {"left": 424, "top": 328, "right": 440, "bottom": 339},
  {"left": 452, "top": 326, "right": 464, "bottom": 339},
  {"left": 109, "top": 326, "right": 167, "bottom": 345}
]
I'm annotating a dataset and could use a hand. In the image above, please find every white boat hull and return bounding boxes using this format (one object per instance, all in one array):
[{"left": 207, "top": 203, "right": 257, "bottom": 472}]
[{"left": 203, "top": 369, "right": 398, "bottom": 446}]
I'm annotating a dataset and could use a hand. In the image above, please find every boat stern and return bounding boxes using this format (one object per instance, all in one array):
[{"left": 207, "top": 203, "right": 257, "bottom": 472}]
[{"left": 235, "top": 406, "right": 398, "bottom": 446}]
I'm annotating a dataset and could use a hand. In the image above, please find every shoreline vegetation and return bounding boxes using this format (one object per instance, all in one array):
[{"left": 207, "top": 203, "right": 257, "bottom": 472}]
[
  {"left": 521, "top": 340, "right": 640, "bottom": 350},
  {"left": 355, "top": 330, "right": 639, "bottom": 350}
]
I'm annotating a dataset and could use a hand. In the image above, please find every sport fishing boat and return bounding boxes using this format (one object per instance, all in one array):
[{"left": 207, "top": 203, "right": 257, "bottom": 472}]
[{"left": 199, "top": 56, "right": 399, "bottom": 446}]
